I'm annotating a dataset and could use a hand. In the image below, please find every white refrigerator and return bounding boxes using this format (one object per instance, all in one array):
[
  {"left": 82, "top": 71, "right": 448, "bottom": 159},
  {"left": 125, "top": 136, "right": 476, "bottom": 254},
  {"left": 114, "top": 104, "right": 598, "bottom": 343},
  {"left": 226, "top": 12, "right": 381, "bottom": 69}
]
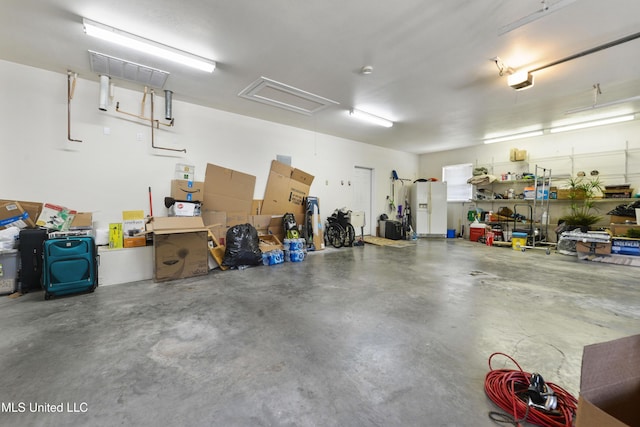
[{"left": 410, "top": 181, "right": 447, "bottom": 237}]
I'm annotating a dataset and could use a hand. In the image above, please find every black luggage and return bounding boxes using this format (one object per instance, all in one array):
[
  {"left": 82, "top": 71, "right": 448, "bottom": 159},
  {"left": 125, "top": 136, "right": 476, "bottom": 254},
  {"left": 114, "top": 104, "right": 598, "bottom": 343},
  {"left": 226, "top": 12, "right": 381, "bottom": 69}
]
[
  {"left": 18, "top": 228, "right": 48, "bottom": 293},
  {"left": 42, "top": 236, "right": 98, "bottom": 300}
]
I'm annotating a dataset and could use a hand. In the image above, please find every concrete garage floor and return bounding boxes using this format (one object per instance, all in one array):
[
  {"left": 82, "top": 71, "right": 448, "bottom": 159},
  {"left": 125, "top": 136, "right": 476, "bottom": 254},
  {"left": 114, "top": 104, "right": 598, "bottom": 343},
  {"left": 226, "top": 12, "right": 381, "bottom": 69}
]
[{"left": 0, "top": 238, "right": 638, "bottom": 427}]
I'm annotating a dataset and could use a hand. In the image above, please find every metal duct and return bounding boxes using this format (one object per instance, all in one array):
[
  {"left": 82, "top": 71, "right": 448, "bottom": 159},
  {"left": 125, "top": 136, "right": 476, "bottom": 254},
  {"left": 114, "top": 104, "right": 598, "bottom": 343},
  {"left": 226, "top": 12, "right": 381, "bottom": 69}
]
[
  {"left": 99, "top": 75, "right": 110, "bottom": 111},
  {"left": 164, "top": 90, "right": 173, "bottom": 120}
]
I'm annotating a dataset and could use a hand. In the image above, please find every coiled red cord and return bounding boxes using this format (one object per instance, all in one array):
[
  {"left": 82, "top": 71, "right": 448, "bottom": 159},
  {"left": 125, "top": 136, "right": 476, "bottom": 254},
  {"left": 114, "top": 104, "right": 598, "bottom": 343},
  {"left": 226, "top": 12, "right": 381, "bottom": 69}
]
[{"left": 484, "top": 352, "right": 578, "bottom": 427}]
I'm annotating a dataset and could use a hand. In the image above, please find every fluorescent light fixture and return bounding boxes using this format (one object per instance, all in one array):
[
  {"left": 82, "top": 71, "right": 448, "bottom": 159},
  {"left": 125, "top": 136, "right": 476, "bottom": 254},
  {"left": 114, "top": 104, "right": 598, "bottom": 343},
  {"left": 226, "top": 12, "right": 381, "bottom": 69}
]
[
  {"left": 83, "top": 18, "right": 216, "bottom": 73},
  {"left": 499, "top": 0, "right": 577, "bottom": 35},
  {"left": 550, "top": 114, "right": 635, "bottom": 133},
  {"left": 349, "top": 109, "right": 393, "bottom": 128},
  {"left": 565, "top": 95, "right": 640, "bottom": 114},
  {"left": 508, "top": 71, "right": 534, "bottom": 90},
  {"left": 484, "top": 130, "right": 544, "bottom": 144}
]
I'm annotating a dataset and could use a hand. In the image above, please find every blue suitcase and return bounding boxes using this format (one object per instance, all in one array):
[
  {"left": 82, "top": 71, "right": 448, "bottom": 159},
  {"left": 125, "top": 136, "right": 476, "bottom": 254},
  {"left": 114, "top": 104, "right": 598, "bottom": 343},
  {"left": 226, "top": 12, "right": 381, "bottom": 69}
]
[{"left": 42, "top": 236, "right": 98, "bottom": 300}]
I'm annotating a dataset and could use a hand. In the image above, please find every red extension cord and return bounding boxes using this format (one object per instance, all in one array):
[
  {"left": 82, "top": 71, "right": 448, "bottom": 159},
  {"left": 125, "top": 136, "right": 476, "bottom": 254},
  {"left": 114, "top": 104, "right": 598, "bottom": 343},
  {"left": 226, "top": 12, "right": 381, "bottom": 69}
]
[{"left": 484, "top": 352, "right": 578, "bottom": 427}]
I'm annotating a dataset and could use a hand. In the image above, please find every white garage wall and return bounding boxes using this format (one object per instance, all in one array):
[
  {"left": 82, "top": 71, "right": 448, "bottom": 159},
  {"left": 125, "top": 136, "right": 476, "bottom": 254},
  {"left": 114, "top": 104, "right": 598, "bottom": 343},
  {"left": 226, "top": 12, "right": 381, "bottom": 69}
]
[{"left": 0, "top": 60, "right": 418, "bottom": 231}]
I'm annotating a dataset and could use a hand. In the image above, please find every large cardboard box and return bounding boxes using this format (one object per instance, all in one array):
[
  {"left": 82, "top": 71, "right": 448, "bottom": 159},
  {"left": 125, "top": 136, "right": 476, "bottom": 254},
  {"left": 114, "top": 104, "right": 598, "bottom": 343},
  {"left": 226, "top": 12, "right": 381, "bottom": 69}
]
[
  {"left": 261, "top": 160, "right": 314, "bottom": 215},
  {"left": 575, "top": 334, "right": 640, "bottom": 427},
  {"left": 150, "top": 217, "right": 209, "bottom": 282},
  {"left": 202, "top": 163, "right": 256, "bottom": 214},
  {"left": 0, "top": 202, "right": 36, "bottom": 229},
  {"left": 170, "top": 180, "right": 205, "bottom": 202}
]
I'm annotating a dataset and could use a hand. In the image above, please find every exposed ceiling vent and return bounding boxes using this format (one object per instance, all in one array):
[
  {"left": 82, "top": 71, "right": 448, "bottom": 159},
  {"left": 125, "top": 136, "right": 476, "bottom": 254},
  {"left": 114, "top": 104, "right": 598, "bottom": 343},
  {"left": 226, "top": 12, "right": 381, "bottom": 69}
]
[
  {"left": 238, "top": 76, "right": 339, "bottom": 115},
  {"left": 88, "top": 50, "right": 169, "bottom": 88}
]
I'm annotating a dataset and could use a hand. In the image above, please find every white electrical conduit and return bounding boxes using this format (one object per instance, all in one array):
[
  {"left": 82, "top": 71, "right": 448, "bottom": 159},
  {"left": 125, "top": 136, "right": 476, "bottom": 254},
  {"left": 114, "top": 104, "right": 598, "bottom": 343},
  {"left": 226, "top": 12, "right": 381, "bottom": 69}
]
[
  {"left": 99, "top": 75, "right": 109, "bottom": 111},
  {"left": 67, "top": 71, "right": 82, "bottom": 142}
]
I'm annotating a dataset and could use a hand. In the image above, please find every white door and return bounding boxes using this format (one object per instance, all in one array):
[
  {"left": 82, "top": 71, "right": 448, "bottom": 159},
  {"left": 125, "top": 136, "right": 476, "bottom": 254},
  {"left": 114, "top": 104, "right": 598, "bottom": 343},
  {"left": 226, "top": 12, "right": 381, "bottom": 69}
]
[{"left": 352, "top": 166, "right": 373, "bottom": 235}]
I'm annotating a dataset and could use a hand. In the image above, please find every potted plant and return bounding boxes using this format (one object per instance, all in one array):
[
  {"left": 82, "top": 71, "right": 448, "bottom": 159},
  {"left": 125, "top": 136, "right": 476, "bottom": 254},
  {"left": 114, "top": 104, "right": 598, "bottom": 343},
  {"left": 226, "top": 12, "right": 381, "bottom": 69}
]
[{"left": 558, "top": 175, "right": 604, "bottom": 230}]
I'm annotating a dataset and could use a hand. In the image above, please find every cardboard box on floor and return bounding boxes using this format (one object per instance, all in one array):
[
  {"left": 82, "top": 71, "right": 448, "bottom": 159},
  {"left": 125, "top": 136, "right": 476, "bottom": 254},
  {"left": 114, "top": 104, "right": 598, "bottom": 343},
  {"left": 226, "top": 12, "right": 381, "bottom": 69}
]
[
  {"left": 202, "top": 163, "right": 256, "bottom": 214},
  {"left": 575, "top": 334, "right": 640, "bottom": 427},
  {"left": 261, "top": 160, "right": 314, "bottom": 215},
  {"left": 148, "top": 217, "right": 209, "bottom": 282}
]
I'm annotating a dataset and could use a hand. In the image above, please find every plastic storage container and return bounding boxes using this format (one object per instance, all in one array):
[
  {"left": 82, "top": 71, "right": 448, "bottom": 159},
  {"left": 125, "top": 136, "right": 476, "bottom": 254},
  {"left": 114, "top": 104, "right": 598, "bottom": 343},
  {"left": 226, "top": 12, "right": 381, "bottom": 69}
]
[
  {"left": 0, "top": 249, "right": 19, "bottom": 295},
  {"left": 512, "top": 232, "right": 528, "bottom": 250}
]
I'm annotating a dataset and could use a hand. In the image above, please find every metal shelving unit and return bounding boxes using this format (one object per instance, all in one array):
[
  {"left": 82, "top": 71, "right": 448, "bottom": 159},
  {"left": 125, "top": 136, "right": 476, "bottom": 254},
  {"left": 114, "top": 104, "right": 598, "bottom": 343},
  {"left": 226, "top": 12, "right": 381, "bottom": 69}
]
[{"left": 532, "top": 165, "right": 552, "bottom": 248}]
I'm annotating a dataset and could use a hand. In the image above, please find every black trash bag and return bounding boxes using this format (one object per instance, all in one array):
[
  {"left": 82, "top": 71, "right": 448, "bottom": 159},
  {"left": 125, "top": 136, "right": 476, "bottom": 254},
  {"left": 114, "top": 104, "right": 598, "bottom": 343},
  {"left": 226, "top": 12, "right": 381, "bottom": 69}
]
[{"left": 222, "top": 223, "right": 262, "bottom": 267}]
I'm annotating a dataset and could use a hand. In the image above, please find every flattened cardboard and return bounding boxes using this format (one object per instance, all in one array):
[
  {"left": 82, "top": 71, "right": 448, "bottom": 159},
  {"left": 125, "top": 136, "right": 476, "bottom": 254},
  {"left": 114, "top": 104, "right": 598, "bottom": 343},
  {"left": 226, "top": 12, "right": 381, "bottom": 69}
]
[
  {"left": 252, "top": 200, "right": 263, "bottom": 215},
  {"left": 201, "top": 211, "right": 227, "bottom": 244},
  {"left": 0, "top": 200, "right": 41, "bottom": 228},
  {"left": 261, "top": 160, "right": 314, "bottom": 215},
  {"left": 576, "top": 334, "right": 640, "bottom": 427},
  {"left": 150, "top": 216, "right": 207, "bottom": 234},
  {"left": 0, "top": 202, "right": 36, "bottom": 229},
  {"left": 170, "top": 180, "right": 205, "bottom": 202},
  {"left": 226, "top": 212, "right": 248, "bottom": 228},
  {"left": 250, "top": 215, "right": 272, "bottom": 235},
  {"left": 70, "top": 212, "right": 93, "bottom": 230},
  {"left": 203, "top": 163, "right": 256, "bottom": 214},
  {"left": 575, "top": 241, "right": 612, "bottom": 255}
]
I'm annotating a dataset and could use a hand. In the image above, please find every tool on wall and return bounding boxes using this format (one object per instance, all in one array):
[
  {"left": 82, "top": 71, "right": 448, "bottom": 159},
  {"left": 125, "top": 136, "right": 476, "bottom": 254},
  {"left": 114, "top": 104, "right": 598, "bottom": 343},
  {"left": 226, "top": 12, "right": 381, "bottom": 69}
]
[
  {"left": 115, "top": 86, "right": 186, "bottom": 153},
  {"left": 67, "top": 71, "right": 83, "bottom": 143}
]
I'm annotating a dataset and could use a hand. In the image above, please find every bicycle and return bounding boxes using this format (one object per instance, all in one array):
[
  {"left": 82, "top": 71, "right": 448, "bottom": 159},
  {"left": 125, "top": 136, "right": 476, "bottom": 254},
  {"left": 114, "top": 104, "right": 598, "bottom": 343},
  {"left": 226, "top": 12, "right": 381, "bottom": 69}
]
[{"left": 324, "top": 209, "right": 356, "bottom": 248}]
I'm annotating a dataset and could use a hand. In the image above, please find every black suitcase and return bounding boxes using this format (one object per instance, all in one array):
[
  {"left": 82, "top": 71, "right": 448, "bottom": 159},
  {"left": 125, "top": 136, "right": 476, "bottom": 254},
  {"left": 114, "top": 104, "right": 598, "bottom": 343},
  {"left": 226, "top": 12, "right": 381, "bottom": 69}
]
[
  {"left": 18, "top": 228, "right": 48, "bottom": 293},
  {"left": 42, "top": 236, "right": 98, "bottom": 300}
]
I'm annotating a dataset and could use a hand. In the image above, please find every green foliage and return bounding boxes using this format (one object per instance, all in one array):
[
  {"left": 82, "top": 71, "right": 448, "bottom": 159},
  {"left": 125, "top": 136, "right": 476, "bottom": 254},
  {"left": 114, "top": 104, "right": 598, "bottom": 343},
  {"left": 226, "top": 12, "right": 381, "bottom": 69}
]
[
  {"left": 559, "top": 176, "right": 604, "bottom": 226},
  {"left": 627, "top": 228, "right": 640, "bottom": 238}
]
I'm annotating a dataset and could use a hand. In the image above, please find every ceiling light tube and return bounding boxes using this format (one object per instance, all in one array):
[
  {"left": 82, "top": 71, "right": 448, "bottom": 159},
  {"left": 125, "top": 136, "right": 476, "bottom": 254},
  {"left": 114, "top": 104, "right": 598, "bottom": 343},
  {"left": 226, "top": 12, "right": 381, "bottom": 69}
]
[
  {"left": 83, "top": 18, "right": 216, "bottom": 73},
  {"left": 484, "top": 130, "right": 544, "bottom": 144},
  {"left": 549, "top": 114, "right": 635, "bottom": 133},
  {"left": 349, "top": 109, "right": 393, "bottom": 128},
  {"left": 565, "top": 95, "right": 640, "bottom": 114}
]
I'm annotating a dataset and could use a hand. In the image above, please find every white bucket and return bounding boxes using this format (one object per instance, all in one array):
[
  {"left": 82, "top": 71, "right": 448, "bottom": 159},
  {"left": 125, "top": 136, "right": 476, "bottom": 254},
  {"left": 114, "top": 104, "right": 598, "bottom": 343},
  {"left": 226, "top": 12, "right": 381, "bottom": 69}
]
[{"left": 636, "top": 208, "right": 640, "bottom": 225}]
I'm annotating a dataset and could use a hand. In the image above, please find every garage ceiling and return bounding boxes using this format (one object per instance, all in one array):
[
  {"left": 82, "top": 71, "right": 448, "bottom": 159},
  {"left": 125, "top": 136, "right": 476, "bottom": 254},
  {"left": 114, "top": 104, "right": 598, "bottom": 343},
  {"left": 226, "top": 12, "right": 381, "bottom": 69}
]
[{"left": 2, "top": 0, "right": 640, "bottom": 154}]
